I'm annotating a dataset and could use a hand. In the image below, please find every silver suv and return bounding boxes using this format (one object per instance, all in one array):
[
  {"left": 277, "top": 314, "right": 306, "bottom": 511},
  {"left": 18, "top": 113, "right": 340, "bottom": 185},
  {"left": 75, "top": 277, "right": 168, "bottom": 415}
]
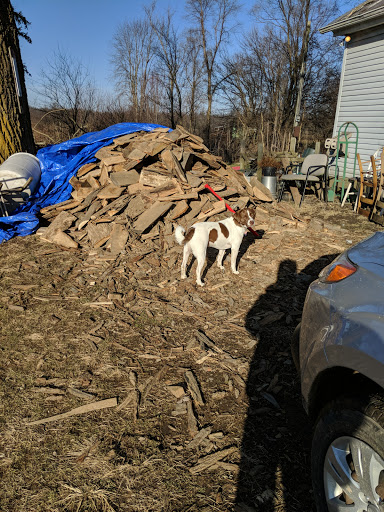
[{"left": 292, "top": 231, "right": 384, "bottom": 511}]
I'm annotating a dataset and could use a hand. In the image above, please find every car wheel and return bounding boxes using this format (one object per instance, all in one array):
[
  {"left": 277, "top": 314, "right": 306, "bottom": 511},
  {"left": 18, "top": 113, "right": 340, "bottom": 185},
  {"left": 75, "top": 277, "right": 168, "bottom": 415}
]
[{"left": 311, "top": 395, "right": 384, "bottom": 511}]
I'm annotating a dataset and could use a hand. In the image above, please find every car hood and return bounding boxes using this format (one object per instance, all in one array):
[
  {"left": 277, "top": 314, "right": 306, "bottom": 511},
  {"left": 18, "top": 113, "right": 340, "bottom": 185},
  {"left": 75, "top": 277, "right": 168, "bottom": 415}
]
[{"left": 347, "top": 232, "right": 384, "bottom": 275}]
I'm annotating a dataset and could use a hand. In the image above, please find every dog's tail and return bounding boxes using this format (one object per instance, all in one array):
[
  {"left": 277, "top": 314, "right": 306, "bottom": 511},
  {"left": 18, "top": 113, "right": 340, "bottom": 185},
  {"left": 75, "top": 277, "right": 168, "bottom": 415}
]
[{"left": 174, "top": 225, "right": 186, "bottom": 245}]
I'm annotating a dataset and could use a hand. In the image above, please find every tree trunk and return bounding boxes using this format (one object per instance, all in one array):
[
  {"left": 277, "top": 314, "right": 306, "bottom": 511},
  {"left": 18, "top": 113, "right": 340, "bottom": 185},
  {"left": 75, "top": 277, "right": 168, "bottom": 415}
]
[{"left": 0, "top": 0, "right": 34, "bottom": 163}]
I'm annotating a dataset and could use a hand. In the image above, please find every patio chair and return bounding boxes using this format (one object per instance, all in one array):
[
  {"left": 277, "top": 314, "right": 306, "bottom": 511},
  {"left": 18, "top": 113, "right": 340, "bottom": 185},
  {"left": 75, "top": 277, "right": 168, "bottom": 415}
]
[{"left": 277, "top": 153, "right": 328, "bottom": 207}]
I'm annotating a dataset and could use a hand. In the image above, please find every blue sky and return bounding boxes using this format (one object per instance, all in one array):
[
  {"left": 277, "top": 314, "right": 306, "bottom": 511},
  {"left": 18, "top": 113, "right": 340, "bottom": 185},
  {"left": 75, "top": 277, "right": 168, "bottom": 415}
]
[
  {"left": 12, "top": 0, "right": 255, "bottom": 107},
  {"left": 12, "top": 0, "right": 354, "bottom": 108}
]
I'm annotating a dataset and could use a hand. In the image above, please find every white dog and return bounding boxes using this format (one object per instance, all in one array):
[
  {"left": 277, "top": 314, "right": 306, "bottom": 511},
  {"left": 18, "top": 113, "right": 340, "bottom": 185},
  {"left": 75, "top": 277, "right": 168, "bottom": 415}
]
[{"left": 174, "top": 206, "right": 256, "bottom": 286}]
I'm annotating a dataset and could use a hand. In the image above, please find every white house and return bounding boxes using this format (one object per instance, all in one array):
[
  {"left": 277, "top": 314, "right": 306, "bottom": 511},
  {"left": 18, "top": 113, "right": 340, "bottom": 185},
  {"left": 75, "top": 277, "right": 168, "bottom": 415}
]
[{"left": 320, "top": 0, "right": 384, "bottom": 180}]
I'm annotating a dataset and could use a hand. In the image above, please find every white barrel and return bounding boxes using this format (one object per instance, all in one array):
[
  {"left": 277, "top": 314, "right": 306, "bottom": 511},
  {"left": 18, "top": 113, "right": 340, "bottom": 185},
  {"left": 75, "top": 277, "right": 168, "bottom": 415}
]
[{"left": 0, "top": 152, "right": 41, "bottom": 197}]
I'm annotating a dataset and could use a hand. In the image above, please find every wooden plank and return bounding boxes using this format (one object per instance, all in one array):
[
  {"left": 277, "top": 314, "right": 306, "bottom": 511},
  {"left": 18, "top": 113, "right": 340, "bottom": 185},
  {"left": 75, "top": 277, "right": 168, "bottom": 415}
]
[
  {"left": 171, "top": 152, "right": 188, "bottom": 183},
  {"left": 113, "top": 133, "right": 138, "bottom": 146},
  {"left": 139, "top": 169, "right": 175, "bottom": 188},
  {"left": 40, "top": 199, "right": 75, "bottom": 214},
  {"left": 181, "top": 151, "right": 195, "bottom": 173},
  {"left": 161, "top": 149, "right": 175, "bottom": 173},
  {"left": 95, "top": 147, "right": 116, "bottom": 160},
  {"left": 99, "top": 163, "right": 111, "bottom": 186},
  {"left": 196, "top": 152, "right": 222, "bottom": 170},
  {"left": 148, "top": 141, "right": 170, "bottom": 157},
  {"left": 76, "top": 162, "right": 99, "bottom": 178},
  {"left": 110, "top": 170, "right": 139, "bottom": 187},
  {"left": 76, "top": 200, "right": 102, "bottom": 230},
  {"left": 71, "top": 186, "right": 94, "bottom": 201},
  {"left": 125, "top": 195, "right": 147, "bottom": 220},
  {"left": 252, "top": 185, "right": 273, "bottom": 202},
  {"left": 97, "top": 184, "right": 124, "bottom": 200},
  {"left": 100, "top": 153, "right": 126, "bottom": 167},
  {"left": 158, "top": 191, "right": 198, "bottom": 201},
  {"left": 87, "top": 222, "right": 113, "bottom": 247},
  {"left": 55, "top": 200, "right": 82, "bottom": 211},
  {"left": 184, "top": 197, "right": 209, "bottom": 223},
  {"left": 90, "top": 194, "right": 130, "bottom": 220},
  {"left": 69, "top": 189, "right": 100, "bottom": 214},
  {"left": 197, "top": 200, "right": 227, "bottom": 221},
  {"left": 109, "top": 224, "right": 129, "bottom": 254},
  {"left": 43, "top": 211, "right": 77, "bottom": 240},
  {"left": 42, "top": 230, "right": 79, "bottom": 249},
  {"left": 133, "top": 201, "right": 174, "bottom": 233},
  {"left": 163, "top": 127, "right": 188, "bottom": 143},
  {"left": 125, "top": 147, "right": 147, "bottom": 161},
  {"left": 170, "top": 200, "right": 189, "bottom": 220}
]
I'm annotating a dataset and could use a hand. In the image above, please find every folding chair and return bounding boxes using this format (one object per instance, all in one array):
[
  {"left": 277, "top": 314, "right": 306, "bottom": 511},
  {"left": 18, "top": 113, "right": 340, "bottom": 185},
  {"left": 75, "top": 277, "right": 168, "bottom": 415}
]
[{"left": 277, "top": 154, "right": 328, "bottom": 207}]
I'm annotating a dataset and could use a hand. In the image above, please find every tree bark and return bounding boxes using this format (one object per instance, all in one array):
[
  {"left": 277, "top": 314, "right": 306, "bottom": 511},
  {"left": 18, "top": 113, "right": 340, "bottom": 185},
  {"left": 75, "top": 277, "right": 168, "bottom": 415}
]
[{"left": 0, "top": 0, "right": 34, "bottom": 163}]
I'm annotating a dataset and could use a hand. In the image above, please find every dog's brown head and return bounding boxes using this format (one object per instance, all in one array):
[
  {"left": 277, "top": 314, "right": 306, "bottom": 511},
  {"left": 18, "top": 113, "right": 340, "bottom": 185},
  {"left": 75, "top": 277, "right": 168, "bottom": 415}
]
[{"left": 233, "top": 207, "right": 256, "bottom": 228}]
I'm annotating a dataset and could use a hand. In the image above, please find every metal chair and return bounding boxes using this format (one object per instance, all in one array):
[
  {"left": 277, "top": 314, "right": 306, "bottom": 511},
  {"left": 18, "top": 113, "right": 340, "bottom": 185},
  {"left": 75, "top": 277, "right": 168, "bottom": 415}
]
[{"left": 277, "top": 153, "right": 328, "bottom": 207}]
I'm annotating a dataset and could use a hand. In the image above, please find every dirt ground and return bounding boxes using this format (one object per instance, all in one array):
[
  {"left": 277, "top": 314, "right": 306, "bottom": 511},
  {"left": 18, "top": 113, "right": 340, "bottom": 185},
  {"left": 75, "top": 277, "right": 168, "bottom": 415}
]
[{"left": 0, "top": 197, "right": 381, "bottom": 512}]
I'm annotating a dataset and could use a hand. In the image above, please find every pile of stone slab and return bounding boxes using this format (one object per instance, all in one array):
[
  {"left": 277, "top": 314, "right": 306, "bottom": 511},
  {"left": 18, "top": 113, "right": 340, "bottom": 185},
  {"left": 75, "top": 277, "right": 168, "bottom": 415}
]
[{"left": 38, "top": 125, "right": 274, "bottom": 259}]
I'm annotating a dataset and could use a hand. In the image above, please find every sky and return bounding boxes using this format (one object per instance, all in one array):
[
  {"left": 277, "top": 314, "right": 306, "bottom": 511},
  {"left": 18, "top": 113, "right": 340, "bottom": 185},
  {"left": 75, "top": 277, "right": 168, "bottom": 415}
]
[
  {"left": 11, "top": 0, "right": 354, "bottom": 109},
  {"left": 11, "top": 0, "right": 255, "bottom": 107}
]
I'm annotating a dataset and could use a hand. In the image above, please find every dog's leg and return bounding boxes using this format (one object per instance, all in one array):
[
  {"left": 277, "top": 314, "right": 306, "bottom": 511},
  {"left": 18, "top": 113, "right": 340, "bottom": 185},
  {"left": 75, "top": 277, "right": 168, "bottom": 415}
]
[
  {"left": 181, "top": 244, "right": 191, "bottom": 280},
  {"left": 217, "top": 249, "right": 225, "bottom": 270},
  {"left": 230, "top": 243, "right": 241, "bottom": 275},
  {"left": 193, "top": 245, "right": 206, "bottom": 287}
]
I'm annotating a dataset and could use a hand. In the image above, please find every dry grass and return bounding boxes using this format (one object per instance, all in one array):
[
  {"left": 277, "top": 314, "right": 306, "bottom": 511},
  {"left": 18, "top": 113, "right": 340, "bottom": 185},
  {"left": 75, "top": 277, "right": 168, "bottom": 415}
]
[{"left": 0, "top": 199, "right": 381, "bottom": 511}]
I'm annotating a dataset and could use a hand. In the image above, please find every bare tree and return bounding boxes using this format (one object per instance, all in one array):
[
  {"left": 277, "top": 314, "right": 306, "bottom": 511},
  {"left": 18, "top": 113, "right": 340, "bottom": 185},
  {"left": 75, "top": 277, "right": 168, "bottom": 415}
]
[
  {"left": 39, "top": 48, "right": 96, "bottom": 140},
  {"left": 145, "top": 4, "right": 184, "bottom": 129},
  {"left": 222, "top": 0, "right": 342, "bottom": 154},
  {"left": 186, "top": 0, "right": 240, "bottom": 143},
  {"left": 182, "top": 28, "right": 205, "bottom": 133},
  {"left": 111, "top": 19, "right": 155, "bottom": 122},
  {"left": 251, "top": 0, "right": 340, "bottom": 129}
]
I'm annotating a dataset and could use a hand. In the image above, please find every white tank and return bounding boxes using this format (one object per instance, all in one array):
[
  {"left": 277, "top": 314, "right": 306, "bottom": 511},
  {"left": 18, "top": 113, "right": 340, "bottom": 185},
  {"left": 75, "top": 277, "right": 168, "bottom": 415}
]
[{"left": 0, "top": 152, "right": 41, "bottom": 197}]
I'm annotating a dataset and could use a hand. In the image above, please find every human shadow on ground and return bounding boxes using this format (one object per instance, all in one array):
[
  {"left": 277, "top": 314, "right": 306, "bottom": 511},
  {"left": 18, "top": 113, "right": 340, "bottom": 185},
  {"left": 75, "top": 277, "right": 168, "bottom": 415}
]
[{"left": 235, "top": 254, "right": 338, "bottom": 512}]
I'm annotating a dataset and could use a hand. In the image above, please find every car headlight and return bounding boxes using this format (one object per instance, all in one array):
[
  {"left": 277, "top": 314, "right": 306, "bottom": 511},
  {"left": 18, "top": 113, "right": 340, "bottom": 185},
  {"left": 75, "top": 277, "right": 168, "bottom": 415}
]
[{"left": 318, "top": 253, "right": 357, "bottom": 283}]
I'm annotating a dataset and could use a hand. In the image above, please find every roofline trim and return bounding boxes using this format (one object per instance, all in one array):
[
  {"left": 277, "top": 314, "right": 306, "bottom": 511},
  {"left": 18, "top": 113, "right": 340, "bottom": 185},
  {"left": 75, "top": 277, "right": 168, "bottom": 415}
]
[{"left": 320, "top": 7, "right": 384, "bottom": 34}]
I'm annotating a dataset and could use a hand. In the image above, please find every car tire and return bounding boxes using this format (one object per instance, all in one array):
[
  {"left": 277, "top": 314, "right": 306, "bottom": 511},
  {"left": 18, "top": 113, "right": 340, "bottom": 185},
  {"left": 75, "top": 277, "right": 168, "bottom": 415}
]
[{"left": 311, "top": 395, "right": 384, "bottom": 511}]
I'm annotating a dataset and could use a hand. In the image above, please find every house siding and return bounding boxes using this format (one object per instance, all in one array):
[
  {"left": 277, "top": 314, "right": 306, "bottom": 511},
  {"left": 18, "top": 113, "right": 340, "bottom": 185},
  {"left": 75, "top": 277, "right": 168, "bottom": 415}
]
[{"left": 331, "top": 25, "right": 384, "bottom": 178}]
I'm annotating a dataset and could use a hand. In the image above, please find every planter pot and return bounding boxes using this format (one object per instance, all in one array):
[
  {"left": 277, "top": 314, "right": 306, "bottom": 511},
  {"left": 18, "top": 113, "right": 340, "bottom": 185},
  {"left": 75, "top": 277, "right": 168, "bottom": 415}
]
[{"left": 262, "top": 166, "right": 277, "bottom": 177}]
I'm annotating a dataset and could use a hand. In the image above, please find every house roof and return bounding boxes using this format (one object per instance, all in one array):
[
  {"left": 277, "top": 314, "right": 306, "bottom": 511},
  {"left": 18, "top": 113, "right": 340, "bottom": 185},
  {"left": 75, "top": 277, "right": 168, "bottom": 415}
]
[{"left": 320, "top": 0, "right": 384, "bottom": 35}]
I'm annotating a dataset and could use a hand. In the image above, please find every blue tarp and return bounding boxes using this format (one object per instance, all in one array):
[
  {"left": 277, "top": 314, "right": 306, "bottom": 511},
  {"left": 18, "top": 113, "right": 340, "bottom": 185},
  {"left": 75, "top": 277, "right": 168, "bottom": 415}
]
[{"left": 0, "top": 122, "right": 169, "bottom": 243}]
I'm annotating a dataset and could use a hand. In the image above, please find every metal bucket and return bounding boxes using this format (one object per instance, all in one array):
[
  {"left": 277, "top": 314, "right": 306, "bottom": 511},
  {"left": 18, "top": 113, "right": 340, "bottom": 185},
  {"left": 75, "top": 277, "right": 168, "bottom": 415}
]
[{"left": 261, "top": 175, "right": 277, "bottom": 198}]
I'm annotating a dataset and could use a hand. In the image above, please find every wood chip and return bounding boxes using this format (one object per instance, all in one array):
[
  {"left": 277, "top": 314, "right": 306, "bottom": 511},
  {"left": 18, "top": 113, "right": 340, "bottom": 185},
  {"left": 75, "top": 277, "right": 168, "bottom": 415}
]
[
  {"left": 26, "top": 397, "right": 118, "bottom": 426},
  {"left": 184, "top": 370, "right": 204, "bottom": 406},
  {"left": 189, "top": 447, "right": 237, "bottom": 474}
]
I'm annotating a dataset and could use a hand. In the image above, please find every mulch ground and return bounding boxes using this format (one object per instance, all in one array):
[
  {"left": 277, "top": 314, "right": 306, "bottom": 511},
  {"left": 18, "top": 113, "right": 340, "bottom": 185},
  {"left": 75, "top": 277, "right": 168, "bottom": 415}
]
[{"left": 0, "top": 196, "right": 380, "bottom": 512}]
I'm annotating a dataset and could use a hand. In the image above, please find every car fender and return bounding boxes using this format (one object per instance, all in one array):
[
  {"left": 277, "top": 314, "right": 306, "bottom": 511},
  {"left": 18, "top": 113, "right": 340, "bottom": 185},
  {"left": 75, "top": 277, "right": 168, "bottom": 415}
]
[{"left": 324, "top": 311, "right": 384, "bottom": 389}]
